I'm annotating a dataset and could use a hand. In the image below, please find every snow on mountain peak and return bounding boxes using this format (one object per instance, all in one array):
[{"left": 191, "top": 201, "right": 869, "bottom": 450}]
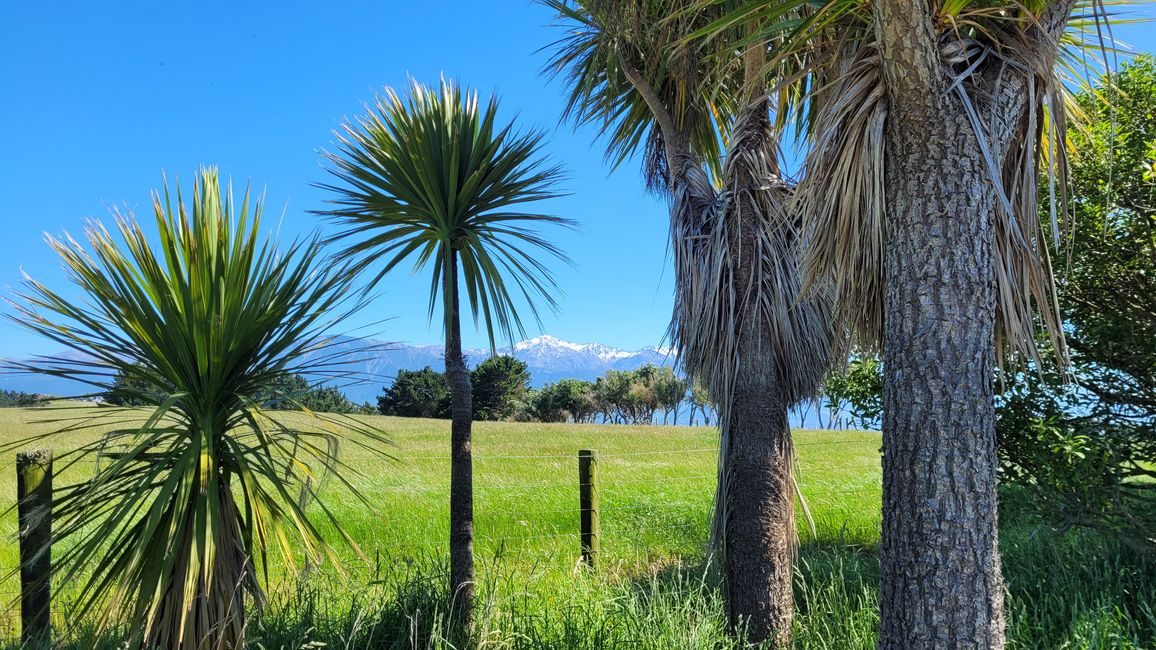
[{"left": 511, "top": 335, "right": 652, "bottom": 362}]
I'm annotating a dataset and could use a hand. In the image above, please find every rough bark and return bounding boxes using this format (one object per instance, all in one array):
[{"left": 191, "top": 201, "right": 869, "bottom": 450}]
[
  {"left": 722, "top": 351, "right": 793, "bottom": 645},
  {"left": 873, "top": 2, "right": 1005, "bottom": 647},
  {"left": 622, "top": 43, "right": 798, "bottom": 646},
  {"left": 718, "top": 94, "right": 796, "bottom": 646},
  {"left": 444, "top": 251, "right": 475, "bottom": 627}
]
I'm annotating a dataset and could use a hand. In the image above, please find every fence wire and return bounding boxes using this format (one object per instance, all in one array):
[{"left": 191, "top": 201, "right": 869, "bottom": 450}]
[{"left": 0, "top": 434, "right": 883, "bottom": 640}]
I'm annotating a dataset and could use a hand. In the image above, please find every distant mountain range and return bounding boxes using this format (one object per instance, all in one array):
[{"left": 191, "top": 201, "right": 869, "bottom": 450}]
[{"left": 0, "top": 335, "right": 677, "bottom": 404}]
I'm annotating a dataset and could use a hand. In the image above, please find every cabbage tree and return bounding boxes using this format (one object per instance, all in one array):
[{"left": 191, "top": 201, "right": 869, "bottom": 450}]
[
  {"left": 7, "top": 169, "right": 388, "bottom": 649},
  {"left": 316, "top": 80, "right": 571, "bottom": 625},
  {"left": 701, "top": 0, "right": 1119, "bottom": 644},
  {"left": 542, "top": 2, "right": 838, "bottom": 642}
]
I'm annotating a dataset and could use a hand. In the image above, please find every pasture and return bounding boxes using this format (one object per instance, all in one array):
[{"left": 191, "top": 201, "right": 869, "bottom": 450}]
[{"left": 0, "top": 405, "right": 1151, "bottom": 648}]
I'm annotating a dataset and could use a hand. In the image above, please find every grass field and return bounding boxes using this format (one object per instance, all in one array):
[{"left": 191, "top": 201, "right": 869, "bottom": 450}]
[{"left": 0, "top": 404, "right": 1151, "bottom": 648}]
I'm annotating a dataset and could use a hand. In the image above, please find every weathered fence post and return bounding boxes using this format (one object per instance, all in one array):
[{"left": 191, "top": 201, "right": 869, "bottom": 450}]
[
  {"left": 578, "top": 449, "right": 599, "bottom": 568},
  {"left": 17, "top": 449, "right": 52, "bottom": 644}
]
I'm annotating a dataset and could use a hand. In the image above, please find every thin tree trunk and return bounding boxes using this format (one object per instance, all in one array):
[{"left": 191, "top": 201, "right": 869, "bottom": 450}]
[
  {"left": 722, "top": 351, "right": 794, "bottom": 645},
  {"left": 443, "top": 251, "right": 475, "bottom": 628},
  {"left": 718, "top": 93, "right": 796, "bottom": 645},
  {"left": 874, "top": 5, "right": 1004, "bottom": 644}
]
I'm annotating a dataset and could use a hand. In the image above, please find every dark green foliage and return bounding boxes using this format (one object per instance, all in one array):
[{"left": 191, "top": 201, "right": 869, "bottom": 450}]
[
  {"left": 996, "top": 56, "right": 1156, "bottom": 551},
  {"left": 518, "top": 378, "right": 597, "bottom": 423},
  {"left": 550, "top": 378, "right": 599, "bottom": 423},
  {"left": 378, "top": 367, "right": 451, "bottom": 419},
  {"left": 523, "top": 385, "right": 568, "bottom": 423},
  {"left": 103, "top": 365, "right": 171, "bottom": 407},
  {"left": 470, "top": 355, "right": 530, "bottom": 421},
  {"left": 0, "top": 389, "right": 44, "bottom": 407},
  {"left": 264, "top": 373, "right": 364, "bottom": 415}
]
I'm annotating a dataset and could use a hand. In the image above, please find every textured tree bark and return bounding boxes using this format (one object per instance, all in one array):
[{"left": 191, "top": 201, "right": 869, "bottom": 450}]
[
  {"left": 443, "top": 251, "right": 475, "bottom": 628},
  {"left": 622, "top": 46, "right": 798, "bottom": 647},
  {"left": 722, "top": 354, "right": 793, "bottom": 646},
  {"left": 719, "top": 95, "right": 795, "bottom": 647},
  {"left": 873, "top": 3, "right": 1005, "bottom": 647},
  {"left": 878, "top": 108, "right": 1005, "bottom": 650}
]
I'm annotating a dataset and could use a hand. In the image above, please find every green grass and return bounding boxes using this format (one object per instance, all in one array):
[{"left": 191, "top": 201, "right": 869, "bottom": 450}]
[{"left": 0, "top": 404, "right": 1152, "bottom": 648}]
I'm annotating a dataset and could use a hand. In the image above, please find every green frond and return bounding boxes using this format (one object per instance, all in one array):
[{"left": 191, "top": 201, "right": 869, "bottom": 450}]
[
  {"left": 317, "top": 79, "right": 573, "bottom": 352},
  {"left": 540, "top": 0, "right": 739, "bottom": 189},
  {"left": 699, "top": 0, "right": 1142, "bottom": 369},
  {"left": 5, "top": 169, "right": 388, "bottom": 649}
]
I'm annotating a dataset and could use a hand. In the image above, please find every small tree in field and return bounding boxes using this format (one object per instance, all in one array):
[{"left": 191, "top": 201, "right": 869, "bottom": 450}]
[
  {"left": 317, "top": 80, "right": 572, "bottom": 624},
  {"left": 378, "top": 367, "right": 451, "bottom": 418},
  {"left": 7, "top": 169, "right": 387, "bottom": 650},
  {"left": 471, "top": 354, "right": 530, "bottom": 420}
]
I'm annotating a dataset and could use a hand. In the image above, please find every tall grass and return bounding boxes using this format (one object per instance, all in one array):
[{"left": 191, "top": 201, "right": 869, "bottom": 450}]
[{"left": 0, "top": 413, "right": 1151, "bottom": 648}]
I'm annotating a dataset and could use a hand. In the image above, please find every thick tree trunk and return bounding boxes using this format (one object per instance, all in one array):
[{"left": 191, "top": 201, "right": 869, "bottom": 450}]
[
  {"left": 879, "top": 111, "right": 1004, "bottom": 650},
  {"left": 874, "top": 8, "right": 1005, "bottom": 641},
  {"left": 443, "top": 251, "right": 475, "bottom": 627}
]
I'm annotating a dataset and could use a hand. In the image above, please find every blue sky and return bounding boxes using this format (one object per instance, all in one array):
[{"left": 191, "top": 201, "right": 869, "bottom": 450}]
[{"left": 0, "top": 1, "right": 1152, "bottom": 359}]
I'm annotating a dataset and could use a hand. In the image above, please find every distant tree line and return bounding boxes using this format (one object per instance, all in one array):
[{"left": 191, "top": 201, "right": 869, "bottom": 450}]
[
  {"left": 0, "top": 389, "right": 45, "bottom": 407},
  {"left": 378, "top": 356, "right": 714, "bottom": 425},
  {"left": 524, "top": 365, "right": 714, "bottom": 425},
  {"left": 104, "top": 356, "right": 715, "bottom": 426},
  {"left": 105, "top": 366, "right": 375, "bottom": 415}
]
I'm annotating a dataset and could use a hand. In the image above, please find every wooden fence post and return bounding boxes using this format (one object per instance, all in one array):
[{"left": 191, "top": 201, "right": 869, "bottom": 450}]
[
  {"left": 17, "top": 449, "right": 52, "bottom": 645},
  {"left": 578, "top": 449, "right": 599, "bottom": 568}
]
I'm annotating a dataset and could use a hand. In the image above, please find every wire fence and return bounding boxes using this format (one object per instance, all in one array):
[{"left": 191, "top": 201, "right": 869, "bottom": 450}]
[{"left": 0, "top": 431, "right": 882, "bottom": 641}]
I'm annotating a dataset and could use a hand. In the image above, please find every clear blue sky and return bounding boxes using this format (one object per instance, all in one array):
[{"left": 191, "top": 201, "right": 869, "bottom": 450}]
[{"left": 0, "top": 2, "right": 1152, "bottom": 359}]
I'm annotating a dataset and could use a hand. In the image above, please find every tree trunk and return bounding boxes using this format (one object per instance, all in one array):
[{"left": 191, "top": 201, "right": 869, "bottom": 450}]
[
  {"left": 443, "top": 251, "right": 475, "bottom": 628},
  {"left": 148, "top": 475, "right": 249, "bottom": 650},
  {"left": 874, "top": 7, "right": 1005, "bottom": 640},
  {"left": 713, "top": 91, "right": 797, "bottom": 646},
  {"left": 721, "top": 353, "right": 794, "bottom": 645},
  {"left": 879, "top": 114, "right": 1004, "bottom": 650}
]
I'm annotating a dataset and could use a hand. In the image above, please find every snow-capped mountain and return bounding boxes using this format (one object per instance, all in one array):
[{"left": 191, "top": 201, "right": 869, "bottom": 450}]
[
  {"left": 0, "top": 335, "right": 677, "bottom": 403},
  {"left": 501, "top": 335, "right": 673, "bottom": 383}
]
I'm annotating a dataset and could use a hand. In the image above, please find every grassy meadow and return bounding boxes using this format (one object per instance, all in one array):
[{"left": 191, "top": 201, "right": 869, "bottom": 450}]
[{"left": 0, "top": 404, "right": 1150, "bottom": 648}]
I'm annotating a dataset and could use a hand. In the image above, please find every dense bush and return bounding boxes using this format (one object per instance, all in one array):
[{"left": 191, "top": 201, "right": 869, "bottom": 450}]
[
  {"left": 377, "top": 367, "right": 452, "bottom": 418},
  {"left": 470, "top": 355, "right": 530, "bottom": 421}
]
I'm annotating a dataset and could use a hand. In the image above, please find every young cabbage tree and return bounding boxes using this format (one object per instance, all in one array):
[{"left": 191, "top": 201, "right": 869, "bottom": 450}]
[
  {"left": 6, "top": 169, "right": 388, "bottom": 649},
  {"left": 316, "top": 79, "right": 571, "bottom": 623}
]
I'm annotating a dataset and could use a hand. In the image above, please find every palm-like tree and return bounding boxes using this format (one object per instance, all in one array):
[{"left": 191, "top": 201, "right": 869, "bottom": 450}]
[
  {"left": 6, "top": 169, "right": 388, "bottom": 649},
  {"left": 316, "top": 80, "right": 571, "bottom": 623},
  {"left": 543, "top": 2, "right": 838, "bottom": 643},
  {"left": 698, "top": 0, "right": 1119, "bottom": 645}
]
